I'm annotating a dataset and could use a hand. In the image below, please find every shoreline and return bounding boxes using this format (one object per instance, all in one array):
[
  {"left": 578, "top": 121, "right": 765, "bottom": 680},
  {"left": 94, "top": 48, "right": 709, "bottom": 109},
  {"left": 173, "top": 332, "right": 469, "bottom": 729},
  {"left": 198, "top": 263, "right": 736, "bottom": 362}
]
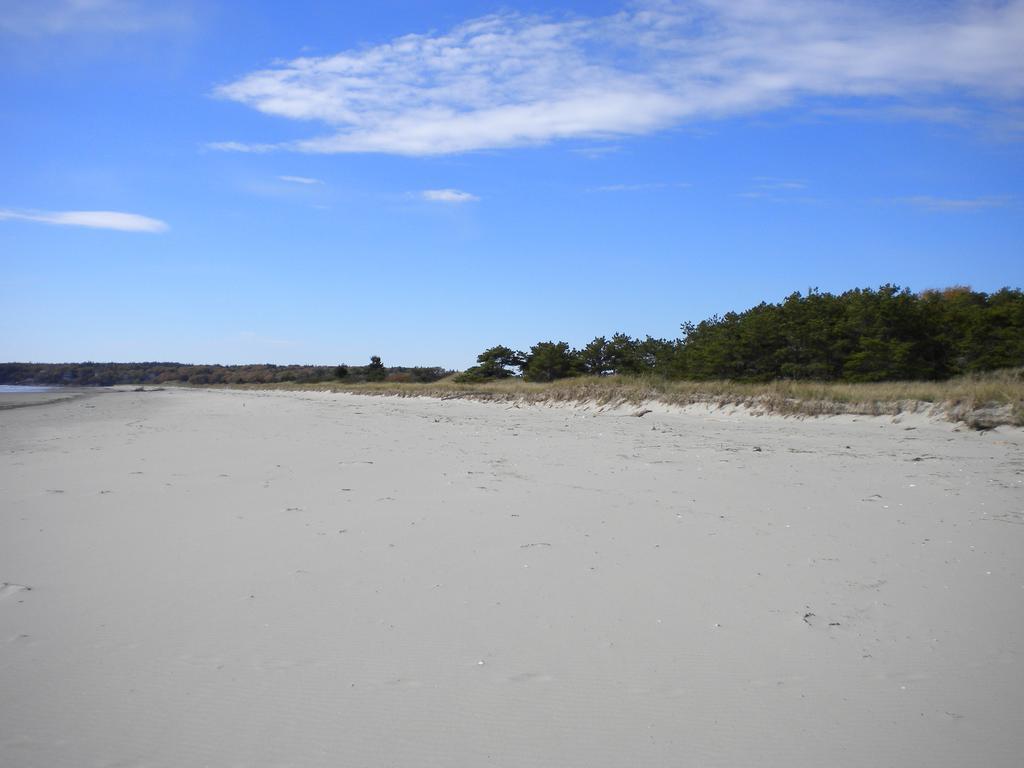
[{"left": 0, "top": 386, "right": 104, "bottom": 411}]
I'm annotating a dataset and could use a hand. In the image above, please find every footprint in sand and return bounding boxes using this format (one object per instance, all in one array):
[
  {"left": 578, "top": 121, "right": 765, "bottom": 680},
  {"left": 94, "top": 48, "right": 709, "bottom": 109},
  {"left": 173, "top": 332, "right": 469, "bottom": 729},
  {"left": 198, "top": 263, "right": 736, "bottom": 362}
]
[
  {"left": 505, "top": 671, "right": 554, "bottom": 684},
  {"left": 0, "top": 583, "right": 32, "bottom": 600}
]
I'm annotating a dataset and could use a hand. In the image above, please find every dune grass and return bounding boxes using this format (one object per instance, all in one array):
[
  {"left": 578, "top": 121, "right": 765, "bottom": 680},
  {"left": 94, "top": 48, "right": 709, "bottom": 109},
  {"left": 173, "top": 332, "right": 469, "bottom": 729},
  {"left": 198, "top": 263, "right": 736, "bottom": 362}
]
[{"left": 204, "top": 368, "right": 1024, "bottom": 428}]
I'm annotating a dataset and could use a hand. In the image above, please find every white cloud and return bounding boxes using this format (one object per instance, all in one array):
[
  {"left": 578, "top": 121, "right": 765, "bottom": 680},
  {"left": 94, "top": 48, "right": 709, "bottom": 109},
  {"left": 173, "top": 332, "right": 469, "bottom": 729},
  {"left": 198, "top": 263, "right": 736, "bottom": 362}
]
[
  {"left": 421, "top": 189, "right": 479, "bottom": 203},
  {"left": 211, "top": 1, "right": 1024, "bottom": 156},
  {"left": 0, "top": 208, "right": 169, "bottom": 232},
  {"left": 897, "top": 195, "right": 1012, "bottom": 211},
  {"left": 278, "top": 175, "right": 323, "bottom": 185}
]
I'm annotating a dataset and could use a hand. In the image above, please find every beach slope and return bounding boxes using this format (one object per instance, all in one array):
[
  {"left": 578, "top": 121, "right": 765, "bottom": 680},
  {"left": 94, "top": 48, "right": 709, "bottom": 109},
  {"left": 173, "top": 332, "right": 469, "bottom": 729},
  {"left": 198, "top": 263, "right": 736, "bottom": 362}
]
[{"left": 1, "top": 388, "right": 1022, "bottom": 767}]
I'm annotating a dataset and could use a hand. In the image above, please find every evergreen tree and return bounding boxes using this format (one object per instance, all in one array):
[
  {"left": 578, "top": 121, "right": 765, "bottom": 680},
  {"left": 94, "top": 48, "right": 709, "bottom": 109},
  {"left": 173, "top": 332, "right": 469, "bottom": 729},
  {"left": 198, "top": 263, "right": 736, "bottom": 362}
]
[
  {"left": 366, "top": 355, "right": 386, "bottom": 381},
  {"left": 578, "top": 336, "right": 613, "bottom": 376},
  {"left": 523, "top": 341, "right": 577, "bottom": 382},
  {"left": 454, "top": 345, "right": 525, "bottom": 382}
]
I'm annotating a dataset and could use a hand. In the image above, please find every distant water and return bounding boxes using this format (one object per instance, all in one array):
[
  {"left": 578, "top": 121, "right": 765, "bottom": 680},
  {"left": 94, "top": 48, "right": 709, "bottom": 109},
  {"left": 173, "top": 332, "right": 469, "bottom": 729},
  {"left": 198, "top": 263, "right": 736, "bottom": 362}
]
[{"left": 0, "top": 385, "right": 59, "bottom": 393}]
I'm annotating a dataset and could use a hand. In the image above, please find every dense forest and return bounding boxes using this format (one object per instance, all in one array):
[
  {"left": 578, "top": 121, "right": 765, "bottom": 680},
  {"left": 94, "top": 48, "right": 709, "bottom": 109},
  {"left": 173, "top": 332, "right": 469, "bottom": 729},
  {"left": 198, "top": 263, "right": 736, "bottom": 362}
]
[
  {"left": 458, "top": 286, "right": 1024, "bottom": 383},
  {"left": 0, "top": 358, "right": 451, "bottom": 387},
  {"left": 3, "top": 286, "right": 1021, "bottom": 387}
]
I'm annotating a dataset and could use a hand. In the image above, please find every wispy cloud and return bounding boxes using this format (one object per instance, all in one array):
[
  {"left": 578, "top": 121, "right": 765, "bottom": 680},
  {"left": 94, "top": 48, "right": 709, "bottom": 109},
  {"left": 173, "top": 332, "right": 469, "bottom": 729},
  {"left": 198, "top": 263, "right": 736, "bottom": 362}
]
[
  {"left": 897, "top": 195, "right": 1012, "bottom": 211},
  {"left": 571, "top": 145, "right": 621, "bottom": 160},
  {"left": 205, "top": 141, "right": 275, "bottom": 154},
  {"left": 739, "top": 177, "right": 816, "bottom": 203},
  {"left": 278, "top": 175, "right": 323, "bottom": 185},
  {"left": 593, "top": 182, "right": 689, "bottom": 192},
  {"left": 0, "top": 0, "right": 189, "bottom": 36},
  {"left": 211, "top": 1, "right": 1024, "bottom": 156},
  {"left": 816, "top": 104, "right": 973, "bottom": 126},
  {"left": 421, "top": 189, "right": 479, "bottom": 203},
  {"left": 0, "top": 208, "right": 169, "bottom": 233},
  {"left": 751, "top": 177, "right": 806, "bottom": 191}
]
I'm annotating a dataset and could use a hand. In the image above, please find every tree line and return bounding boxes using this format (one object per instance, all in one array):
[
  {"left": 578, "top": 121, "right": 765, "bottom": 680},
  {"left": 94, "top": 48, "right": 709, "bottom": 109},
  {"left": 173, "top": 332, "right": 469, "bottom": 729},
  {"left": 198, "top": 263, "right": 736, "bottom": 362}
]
[
  {"left": 0, "top": 359, "right": 451, "bottom": 387},
  {"left": 458, "top": 286, "right": 1024, "bottom": 383},
  {"left": 3, "top": 286, "right": 1020, "bottom": 387}
]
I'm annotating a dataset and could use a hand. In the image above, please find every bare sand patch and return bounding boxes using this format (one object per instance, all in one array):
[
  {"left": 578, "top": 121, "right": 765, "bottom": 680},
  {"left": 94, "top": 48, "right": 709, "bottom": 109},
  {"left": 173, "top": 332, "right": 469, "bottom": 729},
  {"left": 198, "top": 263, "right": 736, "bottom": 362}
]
[{"left": 1, "top": 387, "right": 1022, "bottom": 766}]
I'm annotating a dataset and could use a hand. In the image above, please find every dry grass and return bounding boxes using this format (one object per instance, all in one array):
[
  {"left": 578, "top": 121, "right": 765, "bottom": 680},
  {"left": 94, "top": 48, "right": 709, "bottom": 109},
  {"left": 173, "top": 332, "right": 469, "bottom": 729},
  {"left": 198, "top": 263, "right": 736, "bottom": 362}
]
[{"left": 197, "top": 368, "right": 1024, "bottom": 428}]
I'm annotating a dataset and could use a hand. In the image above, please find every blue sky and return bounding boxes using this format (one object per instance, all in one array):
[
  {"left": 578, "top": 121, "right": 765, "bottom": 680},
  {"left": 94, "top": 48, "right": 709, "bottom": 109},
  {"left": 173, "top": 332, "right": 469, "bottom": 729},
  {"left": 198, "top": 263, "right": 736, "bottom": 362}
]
[{"left": 1, "top": 0, "right": 1022, "bottom": 369}]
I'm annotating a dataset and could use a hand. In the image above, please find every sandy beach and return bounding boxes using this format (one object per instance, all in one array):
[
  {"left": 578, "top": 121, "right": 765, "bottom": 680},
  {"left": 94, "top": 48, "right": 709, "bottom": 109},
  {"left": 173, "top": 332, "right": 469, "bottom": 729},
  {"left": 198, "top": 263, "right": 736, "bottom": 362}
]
[{"left": 1, "top": 387, "right": 1022, "bottom": 767}]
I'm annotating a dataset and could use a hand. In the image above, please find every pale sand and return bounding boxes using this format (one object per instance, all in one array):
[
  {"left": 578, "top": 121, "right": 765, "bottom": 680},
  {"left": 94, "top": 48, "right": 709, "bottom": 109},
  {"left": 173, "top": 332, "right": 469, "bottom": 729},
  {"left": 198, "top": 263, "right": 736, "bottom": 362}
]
[{"left": 1, "top": 387, "right": 1022, "bottom": 767}]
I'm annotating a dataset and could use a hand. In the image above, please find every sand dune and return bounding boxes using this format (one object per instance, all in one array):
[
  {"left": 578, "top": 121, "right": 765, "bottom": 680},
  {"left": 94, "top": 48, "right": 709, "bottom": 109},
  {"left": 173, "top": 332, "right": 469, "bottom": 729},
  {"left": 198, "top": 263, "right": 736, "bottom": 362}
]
[{"left": 1, "top": 387, "right": 1022, "bottom": 767}]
